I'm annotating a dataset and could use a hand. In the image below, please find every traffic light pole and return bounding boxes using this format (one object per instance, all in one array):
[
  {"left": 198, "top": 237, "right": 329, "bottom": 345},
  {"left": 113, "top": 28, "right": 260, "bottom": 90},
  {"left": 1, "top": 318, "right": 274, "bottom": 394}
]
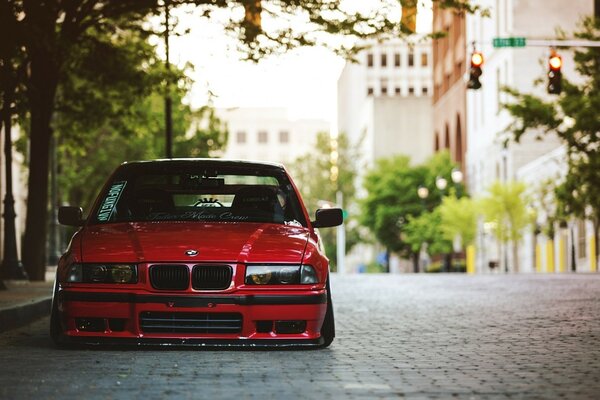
[{"left": 523, "top": 39, "right": 600, "bottom": 48}]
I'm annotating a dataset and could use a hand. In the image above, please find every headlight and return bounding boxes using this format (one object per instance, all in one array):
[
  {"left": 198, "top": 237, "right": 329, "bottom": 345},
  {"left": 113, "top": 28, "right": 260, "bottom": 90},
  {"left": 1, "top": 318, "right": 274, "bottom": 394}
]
[
  {"left": 245, "top": 265, "right": 318, "bottom": 285},
  {"left": 65, "top": 263, "right": 137, "bottom": 284}
]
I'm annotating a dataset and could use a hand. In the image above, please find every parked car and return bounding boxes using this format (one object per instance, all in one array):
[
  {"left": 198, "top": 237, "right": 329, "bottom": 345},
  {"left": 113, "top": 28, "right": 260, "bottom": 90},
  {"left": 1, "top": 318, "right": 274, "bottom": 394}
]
[{"left": 51, "top": 159, "right": 342, "bottom": 348}]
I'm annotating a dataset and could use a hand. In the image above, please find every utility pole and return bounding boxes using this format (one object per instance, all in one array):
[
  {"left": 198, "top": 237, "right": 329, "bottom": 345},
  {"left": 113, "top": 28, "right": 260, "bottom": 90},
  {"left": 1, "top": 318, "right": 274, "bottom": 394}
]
[
  {"left": 336, "top": 191, "right": 345, "bottom": 274},
  {"left": 164, "top": 0, "right": 173, "bottom": 159}
]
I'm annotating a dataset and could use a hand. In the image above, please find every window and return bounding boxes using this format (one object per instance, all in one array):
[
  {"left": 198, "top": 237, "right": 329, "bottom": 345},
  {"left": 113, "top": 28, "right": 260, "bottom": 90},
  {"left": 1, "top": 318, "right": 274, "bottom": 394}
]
[
  {"left": 367, "top": 87, "right": 374, "bottom": 96},
  {"left": 279, "top": 131, "right": 289, "bottom": 143},
  {"left": 381, "top": 79, "right": 388, "bottom": 95},
  {"left": 258, "top": 131, "right": 268, "bottom": 144},
  {"left": 367, "top": 53, "right": 373, "bottom": 67},
  {"left": 395, "top": 87, "right": 401, "bottom": 95},
  {"left": 394, "top": 53, "right": 401, "bottom": 67},
  {"left": 422, "top": 87, "right": 429, "bottom": 95},
  {"left": 408, "top": 51, "right": 414, "bottom": 67},
  {"left": 236, "top": 131, "right": 246, "bottom": 144},
  {"left": 408, "top": 87, "right": 415, "bottom": 95},
  {"left": 421, "top": 53, "right": 428, "bottom": 67},
  {"left": 381, "top": 53, "right": 387, "bottom": 67}
]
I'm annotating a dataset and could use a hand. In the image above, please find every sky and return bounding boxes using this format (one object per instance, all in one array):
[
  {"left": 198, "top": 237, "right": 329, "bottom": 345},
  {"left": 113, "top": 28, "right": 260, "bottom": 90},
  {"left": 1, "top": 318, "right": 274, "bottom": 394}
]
[{"left": 165, "top": 1, "right": 433, "bottom": 123}]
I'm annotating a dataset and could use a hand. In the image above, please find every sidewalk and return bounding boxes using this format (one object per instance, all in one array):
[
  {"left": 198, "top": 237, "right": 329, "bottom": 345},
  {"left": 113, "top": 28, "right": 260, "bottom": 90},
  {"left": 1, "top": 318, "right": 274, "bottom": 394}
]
[{"left": 0, "top": 268, "right": 55, "bottom": 333}]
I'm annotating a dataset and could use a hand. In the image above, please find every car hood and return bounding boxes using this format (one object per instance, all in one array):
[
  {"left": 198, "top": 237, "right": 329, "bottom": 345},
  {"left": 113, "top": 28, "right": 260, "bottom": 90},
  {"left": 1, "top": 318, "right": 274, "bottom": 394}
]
[{"left": 79, "top": 222, "right": 310, "bottom": 264}]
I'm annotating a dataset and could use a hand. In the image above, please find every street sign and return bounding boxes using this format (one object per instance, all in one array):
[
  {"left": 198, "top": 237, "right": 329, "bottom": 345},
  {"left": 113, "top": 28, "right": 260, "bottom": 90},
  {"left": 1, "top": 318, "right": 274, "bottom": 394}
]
[{"left": 493, "top": 37, "right": 527, "bottom": 48}]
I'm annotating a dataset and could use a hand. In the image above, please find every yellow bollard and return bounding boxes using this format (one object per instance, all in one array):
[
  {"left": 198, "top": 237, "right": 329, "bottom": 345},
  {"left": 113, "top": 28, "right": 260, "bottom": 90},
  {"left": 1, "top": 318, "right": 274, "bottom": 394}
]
[
  {"left": 591, "top": 236, "right": 597, "bottom": 272},
  {"left": 559, "top": 237, "right": 566, "bottom": 273},
  {"left": 535, "top": 244, "right": 542, "bottom": 273},
  {"left": 546, "top": 240, "right": 554, "bottom": 273},
  {"left": 466, "top": 245, "right": 476, "bottom": 275}
]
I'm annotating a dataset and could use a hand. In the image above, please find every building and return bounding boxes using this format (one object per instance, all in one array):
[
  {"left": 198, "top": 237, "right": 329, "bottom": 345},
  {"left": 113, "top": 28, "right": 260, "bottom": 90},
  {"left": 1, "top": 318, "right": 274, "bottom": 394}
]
[
  {"left": 432, "top": 3, "right": 467, "bottom": 172},
  {"left": 337, "top": 37, "right": 434, "bottom": 168},
  {"left": 218, "top": 108, "right": 329, "bottom": 166},
  {"left": 464, "top": 0, "right": 595, "bottom": 272}
]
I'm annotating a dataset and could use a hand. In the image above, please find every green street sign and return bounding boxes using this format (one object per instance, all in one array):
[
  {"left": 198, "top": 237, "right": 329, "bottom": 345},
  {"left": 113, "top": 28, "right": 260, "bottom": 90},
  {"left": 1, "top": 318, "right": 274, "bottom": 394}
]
[{"left": 493, "top": 37, "right": 527, "bottom": 48}]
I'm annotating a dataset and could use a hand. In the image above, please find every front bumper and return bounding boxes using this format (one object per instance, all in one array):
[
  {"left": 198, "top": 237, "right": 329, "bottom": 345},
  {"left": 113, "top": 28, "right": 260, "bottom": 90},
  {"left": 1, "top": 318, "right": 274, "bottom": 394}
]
[{"left": 56, "top": 289, "right": 327, "bottom": 346}]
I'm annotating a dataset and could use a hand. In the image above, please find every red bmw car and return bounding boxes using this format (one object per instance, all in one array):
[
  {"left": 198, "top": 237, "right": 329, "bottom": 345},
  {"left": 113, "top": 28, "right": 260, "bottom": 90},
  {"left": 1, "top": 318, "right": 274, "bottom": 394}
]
[{"left": 51, "top": 159, "right": 342, "bottom": 348}]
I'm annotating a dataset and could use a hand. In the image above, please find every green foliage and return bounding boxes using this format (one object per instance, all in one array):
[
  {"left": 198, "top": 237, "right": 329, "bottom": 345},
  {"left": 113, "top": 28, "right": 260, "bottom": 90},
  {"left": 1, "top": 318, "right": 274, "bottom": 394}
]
[
  {"left": 503, "top": 16, "right": 600, "bottom": 241},
  {"left": 289, "top": 132, "right": 360, "bottom": 269},
  {"left": 479, "top": 181, "right": 532, "bottom": 244},
  {"left": 404, "top": 208, "right": 452, "bottom": 255},
  {"left": 53, "top": 23, "right": 227, "bottom": 211},
  {"left": 438, "top": 194, "right": 478, "bottom": 246},
  {"left": 360, "top": 151, "right": 462, "bottom": 258}
]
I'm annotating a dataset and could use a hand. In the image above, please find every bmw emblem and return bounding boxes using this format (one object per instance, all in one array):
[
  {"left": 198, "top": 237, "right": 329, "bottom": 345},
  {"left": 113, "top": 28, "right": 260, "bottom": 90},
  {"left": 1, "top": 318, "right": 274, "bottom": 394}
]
[{"left": 185, "top": 249, "right": 199, "bottom": 257}]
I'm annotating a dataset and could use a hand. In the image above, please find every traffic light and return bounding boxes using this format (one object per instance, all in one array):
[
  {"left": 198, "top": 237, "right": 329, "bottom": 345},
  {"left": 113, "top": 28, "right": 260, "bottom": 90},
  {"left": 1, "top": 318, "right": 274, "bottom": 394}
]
[
  {"left": 467, "top": 52, "right": 484, "bottom": 90},
  {"left": 547, "top": 52, "right": 562, "bottom": 94}
]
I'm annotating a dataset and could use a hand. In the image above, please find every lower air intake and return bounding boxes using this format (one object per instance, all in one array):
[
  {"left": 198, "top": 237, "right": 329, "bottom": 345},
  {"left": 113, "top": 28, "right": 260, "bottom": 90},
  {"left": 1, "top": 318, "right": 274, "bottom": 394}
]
[{"left": 140, "top": 312, "right": 243, "bottom": 334}]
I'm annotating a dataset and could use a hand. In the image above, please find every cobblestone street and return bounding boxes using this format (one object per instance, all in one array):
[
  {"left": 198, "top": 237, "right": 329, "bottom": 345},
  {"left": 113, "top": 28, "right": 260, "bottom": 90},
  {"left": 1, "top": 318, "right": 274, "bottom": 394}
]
[{"left": 1, "top": 274, "right": 599, "bottom": 399}]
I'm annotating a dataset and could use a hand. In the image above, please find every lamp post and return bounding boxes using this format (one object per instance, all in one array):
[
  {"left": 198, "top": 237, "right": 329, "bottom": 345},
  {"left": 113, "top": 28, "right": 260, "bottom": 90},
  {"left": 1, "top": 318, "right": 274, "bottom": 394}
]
[
  {"left": 1, "top": 107, "right": 28, "bottom": 281},
  {"left": 164, "top": 0, "right": 173, "bottom": 158}
]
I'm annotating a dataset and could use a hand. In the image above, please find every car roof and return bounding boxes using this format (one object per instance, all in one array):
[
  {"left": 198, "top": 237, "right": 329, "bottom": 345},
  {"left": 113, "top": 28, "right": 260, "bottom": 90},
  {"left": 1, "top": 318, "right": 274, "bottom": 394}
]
[{"left": 119, "top": 158, "right": 287, "bottom": 173}]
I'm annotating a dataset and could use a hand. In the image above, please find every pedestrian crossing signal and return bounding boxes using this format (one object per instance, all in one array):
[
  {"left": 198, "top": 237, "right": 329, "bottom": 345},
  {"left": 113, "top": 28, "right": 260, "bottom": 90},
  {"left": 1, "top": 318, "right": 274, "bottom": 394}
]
[
  {"left": 547, "top": 53, "right": 562, "bottom": 94},
  {"left": 467, "top": 52, "right": 484, "bottom": 90}
]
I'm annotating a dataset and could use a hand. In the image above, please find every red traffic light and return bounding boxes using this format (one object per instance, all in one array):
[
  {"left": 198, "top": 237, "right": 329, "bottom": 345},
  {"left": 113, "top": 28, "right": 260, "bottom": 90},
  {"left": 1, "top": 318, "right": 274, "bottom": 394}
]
[
  {"left": 549, "top": 54, "right": 562, "bottom": 70},
  {"left": 471, "top": 52, "right": 484, "bottom": 67}
]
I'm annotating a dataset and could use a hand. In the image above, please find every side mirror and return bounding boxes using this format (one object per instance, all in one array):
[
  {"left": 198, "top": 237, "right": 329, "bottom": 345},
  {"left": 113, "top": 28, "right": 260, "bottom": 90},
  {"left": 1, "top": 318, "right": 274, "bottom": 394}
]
[
  {"left": 58, "top": 206, "right": 84, "bottom": 226},
  {"left": 312, "top": 208, "right": 343, "bottom": 228}
]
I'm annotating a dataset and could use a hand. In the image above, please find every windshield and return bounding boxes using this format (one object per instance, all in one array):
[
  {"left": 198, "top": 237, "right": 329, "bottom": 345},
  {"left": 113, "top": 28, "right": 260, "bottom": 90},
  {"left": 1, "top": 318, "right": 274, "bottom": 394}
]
[{"left": 90, "top": 164, "right": 307, "bottom": 226}]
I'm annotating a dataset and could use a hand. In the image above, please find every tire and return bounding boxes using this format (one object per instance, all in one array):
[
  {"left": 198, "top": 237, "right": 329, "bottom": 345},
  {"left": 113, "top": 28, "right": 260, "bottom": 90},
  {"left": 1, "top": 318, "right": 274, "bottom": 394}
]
[
  {"left": 319, "top": 276, "right": 335, "bottom": 348},
  {"left": 49, "top": 280, "right": 67, "bottom": 347}
]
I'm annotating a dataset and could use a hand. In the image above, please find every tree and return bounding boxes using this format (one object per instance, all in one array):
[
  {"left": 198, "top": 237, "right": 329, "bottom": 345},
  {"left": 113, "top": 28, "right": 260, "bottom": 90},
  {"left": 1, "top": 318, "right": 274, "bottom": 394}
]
[
  {"left": 51, "top": 23, "right": 227, "bottom": 212},
  {"left": 360, "top": 151, "right": 462, "bottom": 270},
  {"left": 289, "top": 132, "right": 359, "bottom": 269},
  {"left": 438, "top": 194, "right": 478, "bottom": 248},
  {"left": 503, "top": 16, "right": 600, "bottom": 270},
  {"left": 403, "top": 208, "right": 452, "bottom": 271},
  {"left": 479, "top": 181, "right": 532, "bottom": 273}
]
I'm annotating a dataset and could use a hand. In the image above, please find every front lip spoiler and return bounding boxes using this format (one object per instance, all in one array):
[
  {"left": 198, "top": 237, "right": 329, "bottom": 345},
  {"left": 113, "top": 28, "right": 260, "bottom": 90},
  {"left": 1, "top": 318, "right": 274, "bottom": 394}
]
[
  {"left": 60, "top": 291, "right": 327, "bottom": 306},
  {"left": 61, "top": 337, "right": 325, "bottom": 349}
]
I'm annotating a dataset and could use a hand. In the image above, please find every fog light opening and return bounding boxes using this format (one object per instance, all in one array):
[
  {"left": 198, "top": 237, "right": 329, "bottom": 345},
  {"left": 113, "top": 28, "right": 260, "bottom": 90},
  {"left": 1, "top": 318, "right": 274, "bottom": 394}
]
[
  {"left": 256, "top": 320, "right": 273, "bottom": 333},
  {"left": 76, "top": 318, "right": 106, "bottom": 332},
  {"left": 274, "top": 320, "right": 306, "bottom": 334},
  {"left": 108, "top": 318, "right": 127, "bottom": 332}
]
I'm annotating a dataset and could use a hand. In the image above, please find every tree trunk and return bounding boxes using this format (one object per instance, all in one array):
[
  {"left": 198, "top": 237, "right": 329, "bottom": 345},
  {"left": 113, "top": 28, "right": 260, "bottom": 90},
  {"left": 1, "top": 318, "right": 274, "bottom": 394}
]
[
  {"left": 22, "top": 49, "right": 59, "bottom": 281},
  {"left": 512, "top": 241, "right": 519, "bottom": 273},
  {"left": 444, "top": 253, "right": 452, "bottom": 272},
  {"left": 0, "top": 117, "right": 5, "bottom": 290},
  {"left": 594, "top": 218, "right": 599, "bottom": 272},
  {"left": 412, "top": 252, "right": 419, "bottom": 273}
]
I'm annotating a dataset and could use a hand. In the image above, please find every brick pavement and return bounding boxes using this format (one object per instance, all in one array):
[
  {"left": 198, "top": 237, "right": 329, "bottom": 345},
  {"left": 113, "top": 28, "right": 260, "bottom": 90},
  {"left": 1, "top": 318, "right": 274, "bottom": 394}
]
[{"left": 0, "top": 274, "right": 599, "bottom": 399}]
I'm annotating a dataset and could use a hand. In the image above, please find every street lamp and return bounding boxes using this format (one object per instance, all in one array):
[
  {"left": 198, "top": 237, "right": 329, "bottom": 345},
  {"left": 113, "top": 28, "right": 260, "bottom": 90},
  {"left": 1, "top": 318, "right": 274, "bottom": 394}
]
[
  {"left": 451, "top": 168, "right": 463, "bottom": 184},
  {"left": 435, "top": 176, "right": 448, "bottom": 190},
  {"left": 417, "top": 185, "right": 429, "bottom": 200}
]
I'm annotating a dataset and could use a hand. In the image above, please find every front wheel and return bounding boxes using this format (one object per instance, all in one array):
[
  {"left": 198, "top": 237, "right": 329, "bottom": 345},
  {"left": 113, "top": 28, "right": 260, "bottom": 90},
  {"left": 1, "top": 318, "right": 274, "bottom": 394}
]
[
  {"left": 49, "top": 280, "right": 66, "bottom": 347},
  {"left": 319, "top": 276, "right": 335, "bottom": 348}
]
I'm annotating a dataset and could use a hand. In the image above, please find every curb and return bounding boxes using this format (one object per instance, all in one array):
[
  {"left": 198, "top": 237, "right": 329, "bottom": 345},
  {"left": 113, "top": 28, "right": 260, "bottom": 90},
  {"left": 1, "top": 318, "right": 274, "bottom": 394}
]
[{"left": 0, "top": 297, "right": 52, "bottom": 333}]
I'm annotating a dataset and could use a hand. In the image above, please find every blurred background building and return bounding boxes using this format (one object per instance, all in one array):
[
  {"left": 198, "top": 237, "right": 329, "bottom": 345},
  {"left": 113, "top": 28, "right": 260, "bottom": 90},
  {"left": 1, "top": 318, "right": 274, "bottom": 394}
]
[
  {"left": 337, "top": 37, "right": 434, "bottom": 169},
  {"left": 461, "top": 0, "right": 595, "bottom": 273},
  {"left": 218, "top": 108, "right": 329, "bottom": 166}
]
